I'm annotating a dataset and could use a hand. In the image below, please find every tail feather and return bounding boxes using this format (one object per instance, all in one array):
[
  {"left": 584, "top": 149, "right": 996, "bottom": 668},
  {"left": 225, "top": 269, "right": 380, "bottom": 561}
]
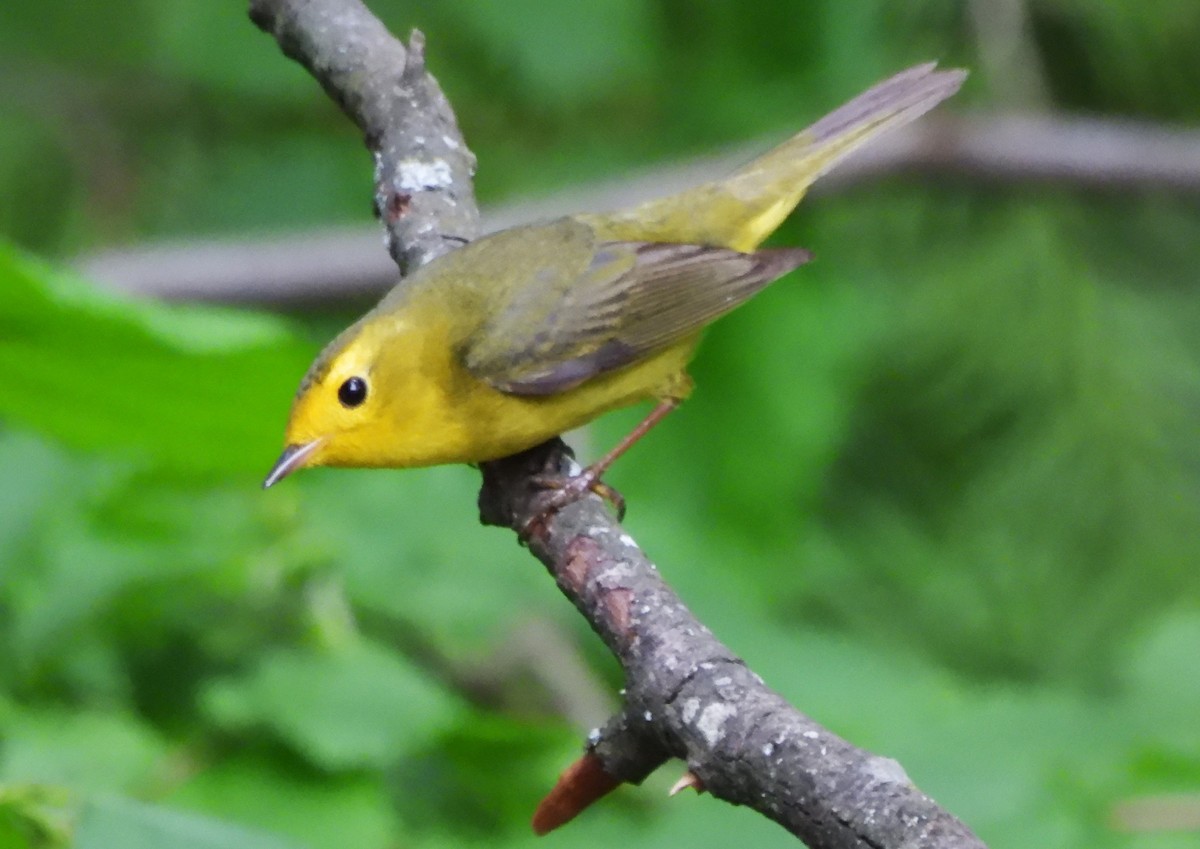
[
  {"left": 806, "top": 62, "right": 943, "bottom": 146},
  {"left": 585, "top": 63, "right": 966, "bottom": 251}
]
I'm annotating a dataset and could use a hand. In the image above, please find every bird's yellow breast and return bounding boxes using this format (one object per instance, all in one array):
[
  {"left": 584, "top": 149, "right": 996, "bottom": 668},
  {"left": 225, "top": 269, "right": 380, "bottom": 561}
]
[{"left": 414, "top": 323, "right": 697, "bottom": 466}]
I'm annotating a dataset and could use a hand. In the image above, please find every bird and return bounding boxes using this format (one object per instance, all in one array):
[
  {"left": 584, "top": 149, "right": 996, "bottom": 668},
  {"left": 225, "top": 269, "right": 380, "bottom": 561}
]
[{"left": 264, "top": 63, "right": 966, "bottom": 516}]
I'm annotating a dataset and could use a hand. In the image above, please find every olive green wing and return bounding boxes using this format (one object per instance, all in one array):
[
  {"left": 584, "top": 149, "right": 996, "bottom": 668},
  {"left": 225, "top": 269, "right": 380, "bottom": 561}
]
[{"left": 461, "top": 237, "right": 811, "bottom": 396}]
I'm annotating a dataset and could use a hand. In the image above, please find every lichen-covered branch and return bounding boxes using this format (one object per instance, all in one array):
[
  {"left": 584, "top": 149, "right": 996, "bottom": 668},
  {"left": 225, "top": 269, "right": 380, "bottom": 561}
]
[
  {"left": 249, "top": 0, "right": 480, "bottom": 273},
  {"left": 477, "top": 441, "right": 985, "bottom": 847},
  {"left": 251, "top": 2, "right": 987, "bottom": 846}
]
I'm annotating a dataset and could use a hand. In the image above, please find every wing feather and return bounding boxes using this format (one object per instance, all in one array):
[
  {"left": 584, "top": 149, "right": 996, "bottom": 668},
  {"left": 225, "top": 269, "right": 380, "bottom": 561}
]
[{"left": 461, "top": 225, "right": 811, "bottom": 396}]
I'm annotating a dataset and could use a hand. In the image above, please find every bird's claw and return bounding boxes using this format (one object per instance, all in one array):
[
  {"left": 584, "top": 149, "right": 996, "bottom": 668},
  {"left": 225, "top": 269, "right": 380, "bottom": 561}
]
[{"left": 519, "top": 467, "right": 626, "bottom": 540}]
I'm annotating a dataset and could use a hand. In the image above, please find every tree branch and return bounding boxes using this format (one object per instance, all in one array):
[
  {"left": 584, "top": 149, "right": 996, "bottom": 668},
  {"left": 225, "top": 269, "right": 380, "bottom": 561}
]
[
  {"left": 80, "top": 113, "right": 1200, "bottom": 307},
  {"left": 475, "top": 443, "right": 984, "bottom": 844},
  {"left": 249, "top": 0, "right": 480, "bottom": 273},
  {"left": 250, "top": 2, "right": 987, "bottom": 846},
  {"left": 477, "top": 442, "right": 985, "bottom": 846}
]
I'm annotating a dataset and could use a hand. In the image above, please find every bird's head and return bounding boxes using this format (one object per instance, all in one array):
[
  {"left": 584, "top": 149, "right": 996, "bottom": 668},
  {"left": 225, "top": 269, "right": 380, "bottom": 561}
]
[
  {"left": 262, "top": 317, "right": 384, "bottom": 486},
  {"left": 263, "top": 312, "right": 457, "bottom": 487}
]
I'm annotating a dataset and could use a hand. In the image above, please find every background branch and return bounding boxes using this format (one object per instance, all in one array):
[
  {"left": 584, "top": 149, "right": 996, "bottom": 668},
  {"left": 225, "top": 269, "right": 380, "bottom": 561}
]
[
  {"left": 251, "top": 1, "right": 986, "bottom": 845},
  {"left": 79, "top": 112, "right": 1200, "bottom": 307}
]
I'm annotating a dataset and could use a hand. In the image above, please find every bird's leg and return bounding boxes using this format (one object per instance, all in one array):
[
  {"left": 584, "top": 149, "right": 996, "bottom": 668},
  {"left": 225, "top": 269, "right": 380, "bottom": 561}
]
[
  {"left": 581, "top": 397, "right": 680, "bottom": 511},
  {"left": 527, "top": 398, "right": 679, "bottom": 529}
]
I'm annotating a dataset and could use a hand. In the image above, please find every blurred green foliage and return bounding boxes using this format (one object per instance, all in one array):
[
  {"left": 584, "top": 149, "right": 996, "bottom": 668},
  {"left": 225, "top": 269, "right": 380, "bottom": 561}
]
[{"left": 1, "top": 1, "right": 1198, "bottom": 848}]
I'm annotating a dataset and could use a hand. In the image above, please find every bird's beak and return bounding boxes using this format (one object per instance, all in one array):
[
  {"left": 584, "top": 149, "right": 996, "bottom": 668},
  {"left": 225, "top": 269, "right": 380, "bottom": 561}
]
[{"left": 262, "top": 440, "right": 322, "bottom": 489}]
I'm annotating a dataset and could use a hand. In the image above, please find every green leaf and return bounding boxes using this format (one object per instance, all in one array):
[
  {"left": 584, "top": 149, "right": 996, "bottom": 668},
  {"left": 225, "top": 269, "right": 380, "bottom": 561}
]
[
  {"left": 1122, "top": 611, "right": 1200, "bottom": 756},
  {"left": 74, "top": 795, "right": 304, "bottom": 849},
  {"left": 0, "top": 432, "right": 74, "bottom": 567},
  {"left": 0, "top": 708, "right": 167, "bottom": 795},
  {"left": 298, "top": 466, "right": 555, "bottom": 658},
  {"left": 202, "top": 639, "right": 462, "bottom": 771},
  {"left": 0, "top": 244, "right": 315, "bottom": 477},
  {"left": 166, "top": 756, "right": 393, "bottom": 849},
  {"left": 0, "top": 783, "right": 72, "bottom": 849}
]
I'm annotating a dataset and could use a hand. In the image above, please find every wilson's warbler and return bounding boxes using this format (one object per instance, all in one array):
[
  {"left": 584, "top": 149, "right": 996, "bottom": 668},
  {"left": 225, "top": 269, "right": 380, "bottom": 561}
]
[{"left": 264, "top": 63, "right": 965, "bottom": 506}]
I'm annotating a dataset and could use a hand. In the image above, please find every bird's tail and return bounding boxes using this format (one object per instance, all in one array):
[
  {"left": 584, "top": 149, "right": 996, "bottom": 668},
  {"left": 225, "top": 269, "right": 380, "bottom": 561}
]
[{"left": 585, "top": 63, "right": 966, "bottom": 252}]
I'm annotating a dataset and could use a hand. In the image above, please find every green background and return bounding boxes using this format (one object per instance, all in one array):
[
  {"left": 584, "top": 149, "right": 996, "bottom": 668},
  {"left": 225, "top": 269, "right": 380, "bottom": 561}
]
[{"left": 1, "top": 1, "right": 1198, "bottom": 847}]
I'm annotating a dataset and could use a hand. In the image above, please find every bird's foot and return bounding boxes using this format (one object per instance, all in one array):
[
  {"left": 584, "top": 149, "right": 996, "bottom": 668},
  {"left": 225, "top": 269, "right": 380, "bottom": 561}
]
[{"left": 520, "top": 466, "right": 626, "bottom": 541}]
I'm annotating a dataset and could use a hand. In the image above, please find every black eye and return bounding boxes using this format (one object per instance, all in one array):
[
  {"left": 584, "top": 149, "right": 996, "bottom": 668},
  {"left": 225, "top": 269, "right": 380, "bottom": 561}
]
[{"left": 338, "top": 376, "right": 368, "bottom": 408}]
